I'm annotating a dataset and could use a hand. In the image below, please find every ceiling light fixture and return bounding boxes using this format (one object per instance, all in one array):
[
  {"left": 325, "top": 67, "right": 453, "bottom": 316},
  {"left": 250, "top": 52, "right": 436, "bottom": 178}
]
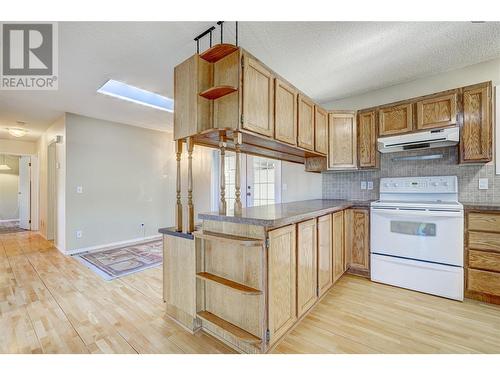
[
  {"left": 97, "top": 79, "right": 174, "bottom": 112},
  {"left": 6, "top": 127, "right": 29, "bottom": 137}
]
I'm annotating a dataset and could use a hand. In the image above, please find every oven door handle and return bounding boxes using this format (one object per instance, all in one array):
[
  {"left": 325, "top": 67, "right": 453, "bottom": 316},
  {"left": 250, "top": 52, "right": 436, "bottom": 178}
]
[{"left": 371, "top": 208, "right": 463, "bottom": 218}]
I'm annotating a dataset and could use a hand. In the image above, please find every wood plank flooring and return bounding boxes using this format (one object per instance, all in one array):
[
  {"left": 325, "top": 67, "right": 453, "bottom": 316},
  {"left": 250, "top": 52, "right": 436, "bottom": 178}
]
[{"left": 2, "top": 231, "right": 500, "bottom": 354}]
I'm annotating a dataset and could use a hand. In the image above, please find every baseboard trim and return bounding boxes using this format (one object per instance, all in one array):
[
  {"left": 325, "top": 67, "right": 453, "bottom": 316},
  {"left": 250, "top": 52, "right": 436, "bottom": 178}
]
[
  {"left": 0, "top": 219, "right": 19, "bottom": 223},
  {"left": 66, "top": 234, "right": 162, "bottom": 256}
]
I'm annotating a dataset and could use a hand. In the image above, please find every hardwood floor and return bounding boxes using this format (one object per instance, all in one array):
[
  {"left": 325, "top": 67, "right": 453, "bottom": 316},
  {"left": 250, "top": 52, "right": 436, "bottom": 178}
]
[
  {"left": 2, "top": 231, "right": 500, "bottom": 354},
  {"left": 0, "top": 231, "right": 234, "bottom": 354}
]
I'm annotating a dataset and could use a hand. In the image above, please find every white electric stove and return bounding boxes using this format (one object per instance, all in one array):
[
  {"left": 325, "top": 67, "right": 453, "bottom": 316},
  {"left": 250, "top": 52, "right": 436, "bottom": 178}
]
[{"left": 370, "top": 176, "right": 464, "bottom": 301}]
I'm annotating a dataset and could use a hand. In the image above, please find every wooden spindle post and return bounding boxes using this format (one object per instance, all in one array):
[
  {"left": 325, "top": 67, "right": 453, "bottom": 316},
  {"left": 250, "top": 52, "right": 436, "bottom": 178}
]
[
  {"left": 187, "top": 137, "right": 194, "bottom": 234},
  {"left": 175, "top": 139, "right": 183, "bottom": 232},
  {"left": 234, "top": 131, "right": 242, "bottom": 215},
  {"left": 219, "top": 134, "right": 227, "bottom": 215}
]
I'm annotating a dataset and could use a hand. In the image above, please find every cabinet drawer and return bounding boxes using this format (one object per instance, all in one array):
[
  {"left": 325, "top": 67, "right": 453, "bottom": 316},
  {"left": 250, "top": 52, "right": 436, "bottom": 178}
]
[
  {"left": 468, "top": 212, "right": 500, "bottom": 233},
  {"left": 469, "top": 250, "right": 500, "bottom": 273},
  {"left": 468, "top": 268, "right": 500, "bottom": 296},
  {"left": 469, "top": 231, "right": 500, "bottom": 252}
]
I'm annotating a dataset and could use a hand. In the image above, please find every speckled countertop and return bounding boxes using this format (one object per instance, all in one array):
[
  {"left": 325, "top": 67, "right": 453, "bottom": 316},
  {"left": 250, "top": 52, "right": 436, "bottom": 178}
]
[
  {"left": 198, "top": 199, "right": 372, "bottom": 229},
  {"left": 462, "top": 202, "right": 500, "bottom": 211}
]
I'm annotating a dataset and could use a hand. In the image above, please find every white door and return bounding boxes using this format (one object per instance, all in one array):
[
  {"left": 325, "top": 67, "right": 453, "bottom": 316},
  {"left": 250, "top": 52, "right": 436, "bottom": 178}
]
[
  {"left": 245, "top": 155, "right": 281, "bottom": 207},
  {"left": 18, "top": 156, "right": 31, "bottom": 230}
]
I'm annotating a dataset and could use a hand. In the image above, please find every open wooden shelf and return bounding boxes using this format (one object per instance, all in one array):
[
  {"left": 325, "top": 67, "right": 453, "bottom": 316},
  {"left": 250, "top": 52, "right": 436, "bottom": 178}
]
[
  {"left": 196, "top": 272, "right": 262, "bottom": 295},
  {"left": 199, "top": 43, "right": 239, "bottom": 63},
  {"left": 193, "top": 230, "right": 264, "bottom": 247},
  {"left": 199, "top": 85, "right": 237, "bottom": 100},
  {"left": 197, "top": 310, "right": 261, "bottom": 344}
]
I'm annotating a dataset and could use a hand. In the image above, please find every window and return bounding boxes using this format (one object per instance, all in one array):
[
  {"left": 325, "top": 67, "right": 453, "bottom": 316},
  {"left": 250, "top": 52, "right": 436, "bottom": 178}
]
[{"left": 212, "top": 151, "right": 281, "bottom": 212}]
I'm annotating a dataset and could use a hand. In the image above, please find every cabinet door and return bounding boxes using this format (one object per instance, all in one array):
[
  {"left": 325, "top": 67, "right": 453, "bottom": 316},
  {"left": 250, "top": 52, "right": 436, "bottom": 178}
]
[
  {"left": 358, "top": 110, "right": 378, "bottom": 168},
  {"left": 328, "top": 112, "right": 357, "bottom": 170},
  {"left": 345, "top": 209, "right": 370, "bottom": 273},
  {"left": 268, "top": 224, "right": 297, "bottom": 345},
  {"left": 314, "top": 106, "right": 328, "bottom": 154},
  {"left": 297, "top": 94, "right": 315, "bottom": 151},
  {"left": 332, "top": 211, "right": 345, "bottom": 283},
  {"left": 274, "top": 78, "right": 297, "bottom": 145},
  {"left": 378, "top": 103, "right": 412, "bottom": 136},
  {"left": 317, "top": 214, "right": 333, "bottom": 296},
  {"left": 416, "top": 93, "right": 457, "bottom": 130},
  {"left": 461, "top": 83, "right": 492, "bottom": 163},
  {"left": 242, "top": 55, "right": 274, "bottom": 137},
  {"left": 297, "top": 219, "right": 318, "bottom": 316}
]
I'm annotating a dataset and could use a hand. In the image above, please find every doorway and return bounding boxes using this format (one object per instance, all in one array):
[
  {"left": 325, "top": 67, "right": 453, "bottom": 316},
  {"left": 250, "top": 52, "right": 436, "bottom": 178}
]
[{"left": 0, "top": 154, "right": 33, "bottom": 233}]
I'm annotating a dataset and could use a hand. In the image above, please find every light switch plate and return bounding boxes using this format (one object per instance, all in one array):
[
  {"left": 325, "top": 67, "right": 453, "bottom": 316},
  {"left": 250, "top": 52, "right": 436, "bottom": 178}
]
[
  {"left": 360, "top": 181, "right": 367, "bottom": 190},
  {"left": 76, "top": 186, "right": 83, "bottom": 194},
  {"left": 479, "top": 178, "right": 489, "bottom": 190},
  {"left": 76, "top": 230, "right": 83, "bottom": 239},
  {"left": 367, "top": 181, "right": 374, "bottom": 190}
]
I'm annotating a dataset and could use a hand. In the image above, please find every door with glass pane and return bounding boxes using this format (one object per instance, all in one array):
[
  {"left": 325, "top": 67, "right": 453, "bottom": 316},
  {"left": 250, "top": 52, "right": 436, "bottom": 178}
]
[
  {"left": 221, "top": 153, "right": 281, "bottom": 211},
  {"left": 245, "top": 156, "right": 281, "bottom": 207}
]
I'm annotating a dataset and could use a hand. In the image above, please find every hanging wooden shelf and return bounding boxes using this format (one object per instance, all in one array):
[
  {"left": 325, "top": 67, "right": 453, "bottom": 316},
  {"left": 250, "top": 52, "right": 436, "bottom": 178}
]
[
  {"left": 197, "top": 311, "right": 262, "bottom": 344},
  {"left": 196, "top": 272, "right": 262, "bottom": 295},
  {"left": 199, "top": 43, "right": 239, "bottom": 63},
  {"left": 193, "top": 230, "right": 263, "bottom": 247},
  {"left": 199, "top": 85, "right": 237, "bottom": 100}
]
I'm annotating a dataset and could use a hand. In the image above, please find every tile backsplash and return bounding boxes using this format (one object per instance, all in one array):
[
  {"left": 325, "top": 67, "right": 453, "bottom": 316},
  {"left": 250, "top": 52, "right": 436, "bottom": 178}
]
[{"left": 322, "top": 146, "right": 500, "bottom": 204}]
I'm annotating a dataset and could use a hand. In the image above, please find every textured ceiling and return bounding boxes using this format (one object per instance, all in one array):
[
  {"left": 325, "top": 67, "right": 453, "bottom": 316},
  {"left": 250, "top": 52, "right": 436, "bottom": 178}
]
[{"left": 1, "top": 21, "right": 499, "bottom": 141}]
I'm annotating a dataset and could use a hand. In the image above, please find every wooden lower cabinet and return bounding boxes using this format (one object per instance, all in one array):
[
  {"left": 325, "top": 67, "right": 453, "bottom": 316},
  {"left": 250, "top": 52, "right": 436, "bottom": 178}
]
[
  {"left": 345, "top": 208, "right": 370, "bottom": 275},
  {"left": 268, "top": 224, "right": 297, "bottom": 345},
  {"left": 297, "top": 219, "right": 318, "bottom": 316},
  {"left": 466, "top": 211, "right": 500, "bottom": 303},
  {"left": 317, "top": 214, "right": 333, "bottom": 296},
  {"left": 332, "top": 211, "right": 346, "bottom": 283}
]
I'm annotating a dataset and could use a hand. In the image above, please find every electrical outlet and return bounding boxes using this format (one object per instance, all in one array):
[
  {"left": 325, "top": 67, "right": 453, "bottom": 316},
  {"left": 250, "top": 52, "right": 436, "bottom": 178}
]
[
  {"left": 76, "top": 186, "right": 83, "bottom": 194},
  {"left": 360, "top": 181, "right": 367, "bottom": 190},
  {"left": 140, "top": 223, "right": 145, "bottom": 228},
  {"left": 76, "top": 230, "right": 83, "bottom": 239},
  {"left": 367, "top": 181, "right": 374, "bottom": 190},
  {"left": 479, "top": 178, "right": 489, "bottom": 190}
]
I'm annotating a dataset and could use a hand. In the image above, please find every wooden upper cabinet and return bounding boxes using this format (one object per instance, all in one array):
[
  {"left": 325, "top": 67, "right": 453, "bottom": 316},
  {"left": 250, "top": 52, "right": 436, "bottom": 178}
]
[
  {"left": 345, "top": 208, "right": 370, "bottom": 274},
  {"left": 297, "top": 219, "right": 318, "bottom": 317},
  {"left": 274, "top": 78, "right": 297, "bottom": 145},
  {"left": 461, "top": 82, "right": 492, "bottom": 163},
  {"left": 314, "top": 106, "right": 328, "bottom": 155},
  {"left": 267, "top": 224, "right": 297, "bottom": 345},
  {"left": 317, "top": 214, "right": 333, "bottom": 297},
  {"left": 332, "top": 210, "right": 345, "bottom": 283},
  {"left": 416, "top": 93, "right": 457, "bottom": 130},
  {"left": 242, "top": 55, "right": 274, "bottom": 137},
  {"left": 328, "top": 112, "right": 357, "bottom": 170},
  {"left": 297, "top": 94, "right": 315, "bottom": 151},
  {"left": 378, "top": 103, "right": 413, "bottom": 136},
  {"left": 357, "top": 110, "right": 378, "bottom": 169}
]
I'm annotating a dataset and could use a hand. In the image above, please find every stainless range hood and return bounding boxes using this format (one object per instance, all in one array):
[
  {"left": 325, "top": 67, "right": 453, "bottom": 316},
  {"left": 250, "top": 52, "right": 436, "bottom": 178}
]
[{"left": 377, "top": 127, "right": 460, "bottom": 153}]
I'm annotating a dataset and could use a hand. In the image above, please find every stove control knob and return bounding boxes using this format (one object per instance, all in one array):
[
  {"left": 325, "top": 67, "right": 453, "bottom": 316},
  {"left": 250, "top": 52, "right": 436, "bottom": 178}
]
[
  {"left": 443, "top": 182, "right": 449, "bottom": 186},
  {"left": 384, "top": 183, "right": 389, "bottom": 187}
]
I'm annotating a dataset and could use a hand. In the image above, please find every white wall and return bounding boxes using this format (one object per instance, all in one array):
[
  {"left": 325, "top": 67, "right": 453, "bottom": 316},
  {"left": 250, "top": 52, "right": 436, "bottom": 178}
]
[
  {"left": 0, "top": 155, "right": 20, "bottom": 220},
  {"left": 323, "top": 58, "right": 500, "bottom": 110},
  {"left": 64, "top": 113, "right": 176, "bottom": 253},
  {"left": 0, "top": 139, "right": 37, "bottom": 155},
  {"left": 37, "top": 115, "right": 66, "bottom": 250},
  {"left": 281, "top": 161, "right": 322, "bottom": 202}
]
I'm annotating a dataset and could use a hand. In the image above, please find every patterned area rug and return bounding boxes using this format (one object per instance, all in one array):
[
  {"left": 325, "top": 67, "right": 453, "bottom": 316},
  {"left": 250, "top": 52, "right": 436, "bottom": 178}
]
[
  {"left": 0, "top": 221, "right": 27, "bottom": 234},
  {"left": 76, "top": 240, "right": 163, "bottom": 280}
]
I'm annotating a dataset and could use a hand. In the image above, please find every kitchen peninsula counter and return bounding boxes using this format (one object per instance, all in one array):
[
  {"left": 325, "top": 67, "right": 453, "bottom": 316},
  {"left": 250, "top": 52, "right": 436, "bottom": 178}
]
[
  {"left": 198, "top": 199, "right": 371, "bottom": 229},
  {"left": 160, "top": 199, "right": 372, "bottom": 354}
]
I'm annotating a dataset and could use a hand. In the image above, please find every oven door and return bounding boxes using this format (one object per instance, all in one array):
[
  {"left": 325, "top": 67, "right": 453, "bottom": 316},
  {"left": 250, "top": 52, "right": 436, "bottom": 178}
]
[{"left": 370, "top": 207, "right": 463, "bottom": 266}]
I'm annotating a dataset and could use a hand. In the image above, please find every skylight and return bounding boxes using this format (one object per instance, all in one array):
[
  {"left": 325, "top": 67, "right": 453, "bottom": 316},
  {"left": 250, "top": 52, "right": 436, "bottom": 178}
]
[{"left": 97, "top": 80, "right": 174, "bottom": 112}]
